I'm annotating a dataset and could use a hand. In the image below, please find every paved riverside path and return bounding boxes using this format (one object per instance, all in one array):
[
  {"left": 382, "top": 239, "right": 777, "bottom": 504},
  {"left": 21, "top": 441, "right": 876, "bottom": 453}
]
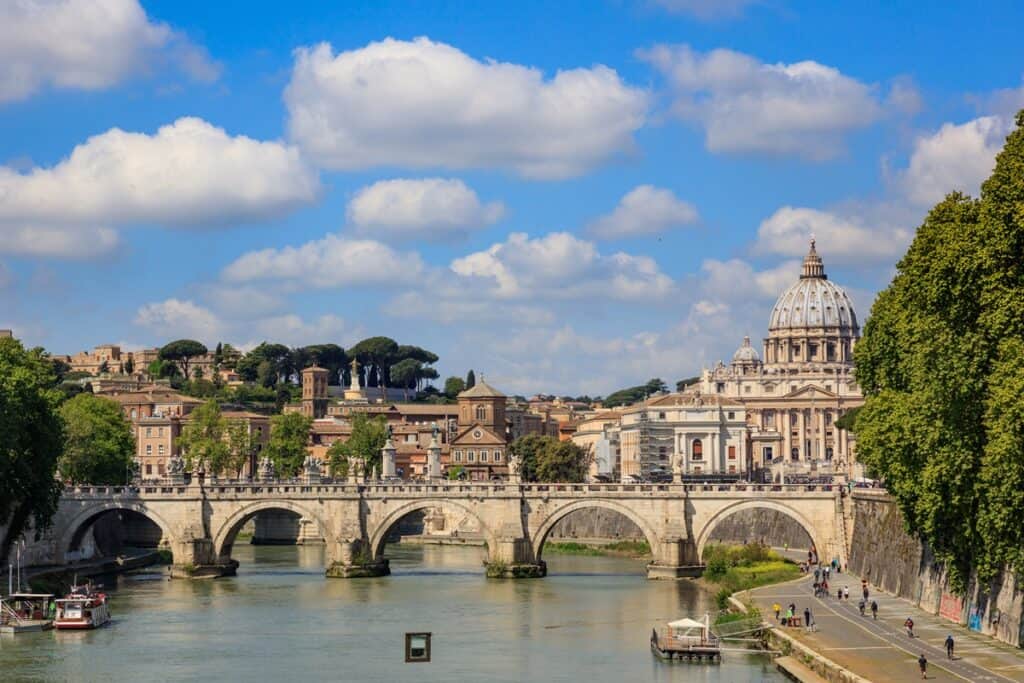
[{"left": 747, "top": 572, "right": 1024, "bottom": 682}]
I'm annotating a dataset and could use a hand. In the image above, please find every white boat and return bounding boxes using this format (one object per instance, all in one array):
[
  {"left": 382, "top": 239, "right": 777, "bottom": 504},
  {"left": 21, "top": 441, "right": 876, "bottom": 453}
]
[
  {"left": 651, "top": 613, "right": 721, "bottom": 662},
  {"left": 54, "top": 583, "right": 110, "bottom": 630}
]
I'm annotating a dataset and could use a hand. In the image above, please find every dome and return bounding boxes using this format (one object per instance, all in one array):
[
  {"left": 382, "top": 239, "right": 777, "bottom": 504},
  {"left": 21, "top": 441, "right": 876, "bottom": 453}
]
[
  {"left": 768, "top": 241, "right": 859, "bottom": 333},
  {"left": 732, "top": 336, "right": 761, "bottom": 363}
]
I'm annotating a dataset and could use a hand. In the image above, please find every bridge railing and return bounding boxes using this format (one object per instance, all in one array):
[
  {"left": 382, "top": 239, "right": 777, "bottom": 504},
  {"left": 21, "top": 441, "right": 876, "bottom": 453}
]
[{"left": 61, "top": 481, "right": 839, "bottom": 498}]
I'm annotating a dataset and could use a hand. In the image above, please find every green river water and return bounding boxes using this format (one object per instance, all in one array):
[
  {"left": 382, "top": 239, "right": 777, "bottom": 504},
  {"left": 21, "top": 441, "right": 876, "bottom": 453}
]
[{"left": 2, "top": 544, "right": 786, "bottom": 682}]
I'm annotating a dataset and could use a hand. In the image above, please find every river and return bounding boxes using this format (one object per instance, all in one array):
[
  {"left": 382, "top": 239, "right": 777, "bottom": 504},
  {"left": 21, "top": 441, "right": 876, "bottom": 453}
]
[{"left": 2, "top": 544, "right": 786, "bottom": 682}]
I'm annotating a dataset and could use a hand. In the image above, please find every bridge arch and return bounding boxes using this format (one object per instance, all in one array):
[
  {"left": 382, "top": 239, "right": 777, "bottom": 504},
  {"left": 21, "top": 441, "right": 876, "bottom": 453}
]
[
  {"left": 369, "top": 500, "right": 498, "bottom": 561},
  {"left": 59, "top": 502, "right": 176, "bottom": 562},
  {"left": 531, "top": 499, "right": 662, "bottom": 564},
  {"left": 213, "top": 500, "right": 330, "bottom": 562},
  {"left": 694, "top": 499, "right": 826, "bottom": 561}
]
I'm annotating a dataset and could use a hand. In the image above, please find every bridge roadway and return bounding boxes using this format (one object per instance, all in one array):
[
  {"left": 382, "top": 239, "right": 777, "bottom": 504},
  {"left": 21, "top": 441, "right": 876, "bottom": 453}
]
[{"left": 48, "top": 479, "right": 845, "bottom": 580}]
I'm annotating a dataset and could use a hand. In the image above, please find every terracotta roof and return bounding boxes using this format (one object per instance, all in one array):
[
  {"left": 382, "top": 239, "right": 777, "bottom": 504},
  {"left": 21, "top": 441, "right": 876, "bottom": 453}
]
[{"left": 457, "top": 378, "right": 505, "bottom": 399}]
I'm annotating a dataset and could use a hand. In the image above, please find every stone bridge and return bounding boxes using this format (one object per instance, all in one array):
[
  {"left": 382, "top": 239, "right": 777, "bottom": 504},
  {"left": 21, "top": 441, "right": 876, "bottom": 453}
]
[{"left": 46, "top": 481, "right": 847, "bottom": 580}]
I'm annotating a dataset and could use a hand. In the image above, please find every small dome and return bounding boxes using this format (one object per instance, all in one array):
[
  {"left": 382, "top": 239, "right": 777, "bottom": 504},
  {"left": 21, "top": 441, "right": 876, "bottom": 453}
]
[
  {"left": 768, "top": 240, "right": 859, "bottom": 334},
  {"left": 732, "top": 336, "right": 760, "bottom": 363}
]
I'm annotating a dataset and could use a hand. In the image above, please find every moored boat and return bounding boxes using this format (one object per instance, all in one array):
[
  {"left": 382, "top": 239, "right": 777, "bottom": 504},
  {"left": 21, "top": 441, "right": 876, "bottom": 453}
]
[
  {"left": 650, "top": 613, "right": 721, "bottom": 662},
  {"left": 54, "top": 583, "right": 110, "bottom": 630},
  {"left": 1, "top": 593, "right": 56, "bottom": 633}
]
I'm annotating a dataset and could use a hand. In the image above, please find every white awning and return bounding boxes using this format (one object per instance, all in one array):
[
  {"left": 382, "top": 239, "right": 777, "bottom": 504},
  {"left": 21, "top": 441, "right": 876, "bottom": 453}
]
[{"left": 668, "top": 618, "right": 705, "bottom": 629}]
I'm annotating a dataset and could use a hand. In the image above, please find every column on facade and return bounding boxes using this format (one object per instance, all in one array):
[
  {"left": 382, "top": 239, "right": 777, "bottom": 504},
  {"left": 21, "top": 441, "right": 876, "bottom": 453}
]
[
  {"left": 819, "top": 409, "right": 827, "bottom": 462},
  {"left": 797, "top": 408, "right": 806, "bottom": 461},
  {"left": 784, "top": 411, "right": 792, "bottom": 462}
]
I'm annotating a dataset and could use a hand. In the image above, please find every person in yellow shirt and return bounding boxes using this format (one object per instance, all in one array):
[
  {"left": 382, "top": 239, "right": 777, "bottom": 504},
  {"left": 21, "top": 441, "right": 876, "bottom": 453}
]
[{"left": 773, "top": 603, "right": 781, "bottom": 621}]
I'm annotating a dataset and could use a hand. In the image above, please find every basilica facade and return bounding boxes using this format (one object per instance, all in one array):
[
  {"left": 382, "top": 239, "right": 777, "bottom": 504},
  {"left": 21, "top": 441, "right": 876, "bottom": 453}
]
[{"left": 699, "top": 240, "right": 864, "bottom": 480}]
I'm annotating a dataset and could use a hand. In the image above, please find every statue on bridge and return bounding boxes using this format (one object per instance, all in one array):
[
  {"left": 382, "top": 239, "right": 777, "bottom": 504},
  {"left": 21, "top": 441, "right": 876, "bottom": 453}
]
[{"left": 257, "top": 456, "right": 276, "bottom": 482}]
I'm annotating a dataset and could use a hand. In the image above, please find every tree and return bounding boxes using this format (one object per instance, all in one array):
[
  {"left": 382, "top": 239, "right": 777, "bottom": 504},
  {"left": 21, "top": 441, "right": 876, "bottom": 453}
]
[
  {"left": 0, "top": 338, "right": 64, "bottom": 563},
  {"left": 396, "top": 344, "right": 439, "bottom": 365},
  {"left": 444, "top": 376, "right": 466, "bottom": 398},
  {"left": 123, "top": 357, "right": 134, "bottom": 375},
  {"left": 304, "top": 344, "right": 348, "bottom": 385},
  {"left": 853, "top": 110, "right": 1024, "bottom": 591},
  {"left": 58, "top": 394, "right": 134, "bottom": 484},
  {"left": 178, "top": 400, "right": 229, "bottom": 474},
  {"left": 256, "top": 360, "right": 278, "bottom": 388},
  {"left": 466, "top": 369, "right": 476, "bottom": 389},
  {"left": 214, "top": 342, "right": 224, "bottom": 368},
  {"left": 193, "top": 366, "right": 204, "bottom": 380},
  {"left": 159, "top": 339, "right": 208, "bottom": 379},
  {"left": 675, "top": 376, "right": 700, "bottom": 392},
  {"left": 236, "top": 342, "right": 290, "bottom": 383},
  {"left": 508, "top": 434, "right": 547, "bottom": 482},
  {"left": 148, "top": 359, "right": 180, "bottom": 380},
  {"left": 390, "top": 358, "right": 421, "bottom": 401},
  {"left": 330, "top": 414, "right": 388, "bottom": 478},
  {"left": 535, "top": 440, "right": 590, "bottom": 483},
  {"left": 265, "top": 412, "right": 312, "bottom": 477},
  {"left": 349, "top": 337, "right": 399, "bottom": 400},
  {"left": 603, "top": 378, "right": 668, "bottom": 407},
  {"left": 326, "top": 440, "right": 350, "bottom": 479},
  {"left": 225, "top": 420, "right": 256, "bottom": 478}
]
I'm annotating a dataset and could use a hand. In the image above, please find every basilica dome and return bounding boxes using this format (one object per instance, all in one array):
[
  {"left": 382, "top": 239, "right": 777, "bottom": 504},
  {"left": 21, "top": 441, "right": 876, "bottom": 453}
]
[
  {"left": 768, "top": 241, "right": 859, "bottom": 334},
  {"left": 732, "top": 336, "right": 760, "bottom": 363}
]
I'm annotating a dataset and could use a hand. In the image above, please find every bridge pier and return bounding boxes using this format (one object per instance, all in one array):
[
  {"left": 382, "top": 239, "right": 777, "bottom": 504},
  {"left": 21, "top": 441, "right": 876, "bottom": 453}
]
[
  {"left": 483, "top": 537, "right": 546, "bottom": 579},
  {"left": 645, "top": 538, "right": 703, "bottom": 580},
  {"left": 325, "top": 539, "right": 390, "bottom": 579},
  {"left": 169, "top": 538, "right": 238, "bottom": 579}
]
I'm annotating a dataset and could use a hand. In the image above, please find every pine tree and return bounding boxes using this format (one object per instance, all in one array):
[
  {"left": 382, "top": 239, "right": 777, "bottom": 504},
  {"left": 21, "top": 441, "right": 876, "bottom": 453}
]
[{"left": 466, "top": 369, "right": 476, "bottom": 389}]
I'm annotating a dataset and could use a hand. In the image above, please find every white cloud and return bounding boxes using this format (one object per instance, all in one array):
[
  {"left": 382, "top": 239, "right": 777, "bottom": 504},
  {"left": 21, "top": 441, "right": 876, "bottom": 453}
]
[
  {"left": 247, "top": 314, "right": 359, "bottom": 348},
  {"left": 0, "top": 117, "right": 319, "bottom": 259},
  {"left": 0, "top": 224, "right": 120, "bottom": 259},
  {"left": 754, "top": 206, "right": 912, "bottom": 264},
  {"left": 449, "top": 231, "right": 674, "bottom": 301},
  {"left": 134, "top": 298, "right": 223, "bottom": 342},
  {"left": 202, "top": 285, "right": 287, "bottom": 317},
  {"left": 388, "top": 290, "right": 555, "bottom": 326},
  {"left": 650, "top": 0, "right": 757, "bottom": 20},
  {"left": 586, "top": 185, "right": 698, "bottom": 239},
  {"left": 285, "top": 37, "right": 648, "bottom": 179},
  {"left": 0, "top": 0, "right": 219, "bottom": 103},
  {"left": 347, "top": 178, "right": 505, "bottom": 242},
  {"left": 897, "top": 116, "right": 1011, "bottom": 206},
  {"left": 222, "top": 235, "right": 424, "bottom": 289},
  {"left": 638, "top": 44, "right": 884, "bottom": 159},
  {"left": 697, "top": 258, "right": 799, "bottom": 303}
]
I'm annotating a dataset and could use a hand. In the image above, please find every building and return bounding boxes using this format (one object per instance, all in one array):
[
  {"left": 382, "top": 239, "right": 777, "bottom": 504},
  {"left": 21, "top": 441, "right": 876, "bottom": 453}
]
[
  {"left": 699, "top": 240, "right": 863, "bottom": 480},
  {"left": 0, "top": 329, "right": 12, "bottom": 339},
  {"left": 572, "top": 411, "right": 625, "bottom": 479},
  {"left": 450, "top": 378, "right": 510, "bottom": 481},
  {"left": 300, "top": 365, "right": 329, "bottom": 419}
]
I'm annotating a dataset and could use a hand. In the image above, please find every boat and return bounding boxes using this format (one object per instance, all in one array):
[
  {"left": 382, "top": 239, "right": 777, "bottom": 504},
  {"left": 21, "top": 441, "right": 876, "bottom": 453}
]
[
  {"left": 1, "top": 593, "right": 56, "bottom": 633},
  {"left": 54, "top": 583, "right": 110, "bottom": 630},
  {"left": 650, "top": 613, "right": 721, "bottom": 662}
]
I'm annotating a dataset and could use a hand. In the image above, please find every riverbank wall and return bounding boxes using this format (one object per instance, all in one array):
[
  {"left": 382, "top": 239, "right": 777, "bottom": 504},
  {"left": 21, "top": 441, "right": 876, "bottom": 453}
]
[{"left": 847, "top": 490, "right": 1024, "bottom": 648}]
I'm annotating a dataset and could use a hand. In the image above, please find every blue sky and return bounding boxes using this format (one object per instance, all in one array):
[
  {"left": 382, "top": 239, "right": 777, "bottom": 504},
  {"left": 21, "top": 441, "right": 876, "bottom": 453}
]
[{"left": 1, "top": 0, "right": 1022, "bottom": 395}]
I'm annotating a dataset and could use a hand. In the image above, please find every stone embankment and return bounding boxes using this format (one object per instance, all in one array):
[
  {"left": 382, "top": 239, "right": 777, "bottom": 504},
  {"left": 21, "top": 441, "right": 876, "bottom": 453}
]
[{"left": 848, "top": 490, "right": 1023, "bottom": 648}]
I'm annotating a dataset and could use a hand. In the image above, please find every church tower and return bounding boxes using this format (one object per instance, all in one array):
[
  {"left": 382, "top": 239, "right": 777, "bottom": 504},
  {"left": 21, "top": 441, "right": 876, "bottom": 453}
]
[{"left": 301, "top": 365, "right": 329, "bottom": 419}]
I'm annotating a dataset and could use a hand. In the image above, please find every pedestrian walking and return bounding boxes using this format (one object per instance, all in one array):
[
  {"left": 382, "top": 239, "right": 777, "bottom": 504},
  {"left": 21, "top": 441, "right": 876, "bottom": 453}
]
[
  {"left": 815, "top": 567, "right": 821, "bottom": 582},
  {"left": 918, "top": 653, "right": 928, "bottom": 679},
  {"left": 870, "top": 600, "right": 878, "bottom": 620},
  {"left": 773, "top": 602, "right": 781, "bottom": 621},
  {"left": 837, "top": 587, "right": 843, "bottom": 600},
  {"left": 858, "top": 599, "right": 866, "bottom": 616},
  {"left": 843, "top": 586, "right": 850, "bottom": 601},
  {"left": 905, "top": 617, "right": 915, "bottom": 638},
  {"left": 863, "top": 586, "right": 870, "bottom": 600},
  {"left": 945, "top": 634, "right": 954, "bottom": 659},
  {"left": 804, "top": 607, "right": 810, "bottom": 626}
]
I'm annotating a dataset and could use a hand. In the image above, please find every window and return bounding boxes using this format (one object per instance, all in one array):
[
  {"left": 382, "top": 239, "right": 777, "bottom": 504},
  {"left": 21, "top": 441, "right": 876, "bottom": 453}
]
[
  {"left": 475, "top": 405, "right": 487, "bottom": 420},
  {"left": 716, "top": 382, "right": 725, "bottom": 393},
  {"left": 131, "top": 409, "right": 137, "bottom": 419},
  {"left": 658, "top": 446, "right": 667, "bottom": 460},
  {"left": 145, "top": 464, "right": 152, "bottom": 475},
  {"left": 493, "top": 451, "right": 502, "bottom": 462},
  {"left": 145, "top": 427, "right": 152, "bottom": 437},
  {"left": 658, "top": 411, "right": 666, "bottom": 420},
  {"left": 146, "top": 445, "right": 152, "bottom": 455},
  {"left": 765, "top": 384, "right": 775, "bottom": 394},
  {"left": 691, "top": 439, "right": 703, "bottom": 460},
  {"left": 728, "top": 445, "right": 736, "bottom": 459},
  {"left": 406, "top": 434, "right": 417, "bottom": 443},
  {"left": 827, "top": 343, "right": 836, "bottom": 361},
  {"left": 158, "top": 444, "right": 165, "bottom": 455},
  {"left": 158, "top": 463, "right": 165, "bottom": 475},
  {"left": 694, "top": 466, "right": 702, "bottom": 474},
  {"left": 825, "top": 413, "right": 833, "bottom": 426},
  {"left": 763, "top": 446, "right": 773, "bottom": 461},
  {"left": 454, "top": 452, "right": 462, "bottom": 463},
  {"left": 744, "top": 385, "right": 751, "bottom": 393},
  {"left": 727, "top": 411, "right": 735, "bottom": 419},
  {"left": 825, "top": 447, "right": 834, "bottom": 460},
  {"left": 480, "top": 450, "right": 489, "bottom": 462},
  {"left": 808, "top": 342, "right": 818, "bottom": 359},
  {"left": 791, "top": 447, "right": 799, "bottom": 461},
  {"left": 468, "top": 451, "right": 476, "bottom": 462}
]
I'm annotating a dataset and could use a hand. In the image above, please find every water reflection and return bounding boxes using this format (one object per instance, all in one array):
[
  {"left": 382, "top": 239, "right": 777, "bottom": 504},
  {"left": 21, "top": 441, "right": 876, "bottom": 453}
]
[{"left": 2, "top": 543, "right": 785, "bottom": 682}]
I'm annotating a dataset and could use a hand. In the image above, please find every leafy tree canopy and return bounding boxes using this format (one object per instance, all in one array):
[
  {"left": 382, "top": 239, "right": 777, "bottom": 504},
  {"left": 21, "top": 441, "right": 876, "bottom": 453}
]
[
  {"left": 509, "top": 435, "right": 589, "bottom": 483},
  {"left": 603, "top": 378, "right": 668, "bottom": 407},
  {"left": 466, "top": 369, "right": 476, "bottom": 388},
  {"left": 265, "top": 412, "right": 312, "bottom": 477},
  {"left": 58, "top": 394, "right": 134, "bottom": 485},
  {"left": 328, "top": 413, "right": 388, "bottom": 477},
  {"left": 854, "top": 110, "right": 1024, "bottom": 591},
  {"left": 178, "top": 400, "right": 229, "bottom": 474},
  {"left": 0, "top": 338, "right": 64, "bottom": 562},
  {"left": 444, "top": 376, "right": 466, "bottom": 398},
  {"left": 159, "top": 339, "right": 208, "bottom": 378}
]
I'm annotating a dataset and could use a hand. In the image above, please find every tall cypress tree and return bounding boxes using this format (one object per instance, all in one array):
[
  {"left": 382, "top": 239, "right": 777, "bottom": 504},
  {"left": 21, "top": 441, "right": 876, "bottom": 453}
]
[{"left": 466, "top": 369, "right": 476, "bottom": 389}]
